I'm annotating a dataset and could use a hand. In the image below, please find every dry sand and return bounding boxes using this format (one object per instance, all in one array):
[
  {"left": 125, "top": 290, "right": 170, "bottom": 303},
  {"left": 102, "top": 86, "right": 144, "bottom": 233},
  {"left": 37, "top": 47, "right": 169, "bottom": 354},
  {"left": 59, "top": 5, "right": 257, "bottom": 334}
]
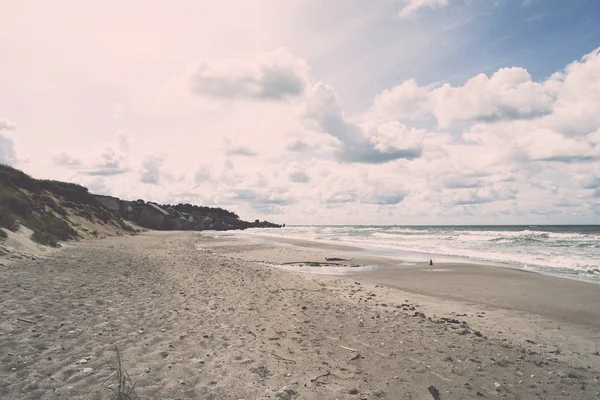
[{"left": 1, "top": 231, "right": 599, "bottom": 399}]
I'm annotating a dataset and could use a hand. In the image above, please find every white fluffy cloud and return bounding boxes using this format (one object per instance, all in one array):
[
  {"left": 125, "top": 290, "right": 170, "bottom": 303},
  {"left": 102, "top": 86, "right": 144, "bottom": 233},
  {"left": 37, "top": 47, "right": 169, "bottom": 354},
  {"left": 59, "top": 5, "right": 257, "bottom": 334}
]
[
  {"left": 305, "top": 82, "right": 422, "bottom": 163},
  {"left": 398, "top": 0, "right": 450, "bottom": 18},
  {"left": 372, "top": 67, "right": 560, "bottom": 128},
  {"left": 190, "top": 49, "right": 310, "bottom": 102}
]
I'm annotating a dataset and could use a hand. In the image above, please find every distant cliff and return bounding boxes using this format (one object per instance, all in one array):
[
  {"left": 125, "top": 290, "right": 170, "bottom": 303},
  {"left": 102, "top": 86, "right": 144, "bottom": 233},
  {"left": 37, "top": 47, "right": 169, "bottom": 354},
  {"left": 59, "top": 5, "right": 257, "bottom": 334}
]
[
  {"left": 0, "top": 164, "right": 282, "bottom": 248},
  {"left": 112, "top": 198, "right": 283, "bottom": 231}
]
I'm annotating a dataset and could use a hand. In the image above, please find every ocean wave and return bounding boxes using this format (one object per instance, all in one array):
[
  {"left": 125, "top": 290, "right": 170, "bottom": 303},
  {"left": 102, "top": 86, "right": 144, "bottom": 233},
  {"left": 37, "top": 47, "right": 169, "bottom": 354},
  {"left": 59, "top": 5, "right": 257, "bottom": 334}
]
[
  {"left": 240, "top": 226, "right": 600, "bottom": 280},
  {"left": 372, "top": 232, "right": 449, "bottom": 240}
]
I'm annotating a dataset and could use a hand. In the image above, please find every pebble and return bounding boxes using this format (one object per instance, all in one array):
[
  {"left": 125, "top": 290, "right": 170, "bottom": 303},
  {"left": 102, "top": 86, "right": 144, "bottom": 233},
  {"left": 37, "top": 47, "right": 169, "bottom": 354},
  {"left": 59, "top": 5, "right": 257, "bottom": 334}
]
[
  {"left": 82, "top": 367, "right": 93, "bottom": 374},
  {"left": 77, "top": 359, "right": 88, "bottom": 364},
  {"left": 493, "top": 382, "right": 501, "bottom": 388}
]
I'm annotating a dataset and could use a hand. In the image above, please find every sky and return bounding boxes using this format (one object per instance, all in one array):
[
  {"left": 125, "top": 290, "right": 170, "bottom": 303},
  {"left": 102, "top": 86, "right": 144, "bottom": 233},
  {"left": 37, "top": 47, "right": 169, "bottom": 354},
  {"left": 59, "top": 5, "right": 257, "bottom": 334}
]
[{"left": 1, "top": 0, "right": 600, "bottom": 225}]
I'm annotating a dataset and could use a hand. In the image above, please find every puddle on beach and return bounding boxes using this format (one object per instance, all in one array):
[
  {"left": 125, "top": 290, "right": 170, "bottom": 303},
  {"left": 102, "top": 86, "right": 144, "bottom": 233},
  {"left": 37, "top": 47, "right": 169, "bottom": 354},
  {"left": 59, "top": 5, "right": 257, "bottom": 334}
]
[
  {"left": 267, "top": 263, "right": 380, "bottom": 276},
  {"left": 421, "top": 268, "right": 454, "bottom": 272}
]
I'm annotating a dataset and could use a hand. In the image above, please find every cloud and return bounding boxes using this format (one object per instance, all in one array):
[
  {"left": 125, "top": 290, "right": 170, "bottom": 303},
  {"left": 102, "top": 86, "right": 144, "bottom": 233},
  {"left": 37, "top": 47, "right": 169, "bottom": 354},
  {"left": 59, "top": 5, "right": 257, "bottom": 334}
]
[
  {"left": 442, "top": 175, "right": 483, "bottom": 189},
  {"left": 371, "top": 79, "right": 432, "bottom": 120},
  {"left": 398, "top": 0, "right": 450, "bottom": 18},
  {"left": 371, "top": 68, "right": 558, "bottom": 127},
  {"left": 226, "top": 146, "right": 257, "bottom": 156},
  {"left": 433, "top": 68, "right": 557, "bottom": 127},
  {"left": 286, "top": 139, "right": 311, "bottom": 152},
  {"left": 194, "top": 165, "right": 212, "bottom": 183},
  {"left": 451, "top": 187, "right": 516, "bottom": 205},
  {"left": 289, "top": 170, "right": 310, "bottom": 183},
  {"left": 87, "top": 148, "right": 130, "bottom": 176},
  {"left": 140, "top": 153, "right": 166, "bottom": 184},
  {"left": 364, "top": 192, "right": 406, "bottom": 205},
  {"left": 0, "top": 135, "right": 16, "bottom": 165},
  {"left": 190, "top": 49, "right": 309, "bottom": 102},
  {"left": 86, "top": 131, "right": 132, "bottom": 176},
  {"left": 227, "top": 188, "right": 296, "bottom": 216},
  {"left": 223, "top": 136, "right": 258, "bottom": 156},
  {"left": 87, "top": 168, "right": 130, "bottom": 177},
  {"left": 53, "top": 152, "right": 84, "bottom": 168},
  {"left": 0, "top": 118, "right": 16, "bottom": 131},
  {"left": 325, "top": 190, "right": 357, "bottom": 204},
  {"left": 306, "top": 83, "right": 422, "bottom": 164},
  {"left": 0, "top": 118, "right": 16, "bottom": 165}
]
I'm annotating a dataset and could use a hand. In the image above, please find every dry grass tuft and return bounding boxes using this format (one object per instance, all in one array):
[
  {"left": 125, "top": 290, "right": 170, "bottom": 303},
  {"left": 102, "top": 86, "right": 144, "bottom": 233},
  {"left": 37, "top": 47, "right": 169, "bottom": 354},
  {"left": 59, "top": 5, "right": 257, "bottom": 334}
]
[{"left": 111, "top": 346, "right": 139, "bottom": 400}]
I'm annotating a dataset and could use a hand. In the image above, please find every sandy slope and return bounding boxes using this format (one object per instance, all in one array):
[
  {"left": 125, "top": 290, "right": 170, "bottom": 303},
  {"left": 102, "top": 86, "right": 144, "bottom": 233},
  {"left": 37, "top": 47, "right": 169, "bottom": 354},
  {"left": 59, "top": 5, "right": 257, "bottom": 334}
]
[{"left": 1, "top": 231, "right": 599, "bottom": 399}]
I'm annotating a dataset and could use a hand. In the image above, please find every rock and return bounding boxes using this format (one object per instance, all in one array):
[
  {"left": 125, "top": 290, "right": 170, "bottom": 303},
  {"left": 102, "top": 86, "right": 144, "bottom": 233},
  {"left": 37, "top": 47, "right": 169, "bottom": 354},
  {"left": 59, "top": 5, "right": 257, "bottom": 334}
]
[
  {"left": 77, "top": 359, "right": 88, "bottom": 364},
  {"left": 428, "top": 385, "right": 440, "bottom": 400},
  {"left": 275, "top": 386, "right": 298, "bottom": 400},
  {"left": 160, "top": 351, "right": 169, "bottom": 358},
  {"left": 82, "top": 367, "right": 93, "bottom": 374},
  {"left": 493, "top": 382, "right": 501, "bottom": 388}
]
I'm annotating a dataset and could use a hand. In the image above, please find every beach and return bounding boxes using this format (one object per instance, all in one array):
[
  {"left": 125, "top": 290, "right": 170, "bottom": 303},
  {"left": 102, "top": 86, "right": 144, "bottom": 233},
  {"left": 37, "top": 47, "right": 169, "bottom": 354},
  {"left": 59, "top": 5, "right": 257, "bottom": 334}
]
[{"left": 1, "top": 231, "right": 599, "bottom": 399}]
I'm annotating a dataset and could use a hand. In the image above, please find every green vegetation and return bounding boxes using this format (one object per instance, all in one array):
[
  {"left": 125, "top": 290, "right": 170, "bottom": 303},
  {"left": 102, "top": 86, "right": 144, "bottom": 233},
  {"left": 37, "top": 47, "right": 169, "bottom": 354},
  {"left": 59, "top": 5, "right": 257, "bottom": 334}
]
[
  {"left": 0, "top": 164, "right": 121, "bottom": 247},
  {"left": 0, "top": 163, "right": 97, "bottom": 204},
  {"left": 118, "top": 219, "right": 136, "bottom": 233},
  {"left": 111, "top": 346, "right": 139, "bottom": 400},
  {"left": 0, "top": 163, "right": 38, "bottom": 192},
  {"left": 24, "top": 214, "right": 76, "bottom": 247},
  {"left": 0, "top": 184, "right": 29, "bottom": 232},
  {"left": 0, "top": 204, "right": 20, "bottom": 232}
]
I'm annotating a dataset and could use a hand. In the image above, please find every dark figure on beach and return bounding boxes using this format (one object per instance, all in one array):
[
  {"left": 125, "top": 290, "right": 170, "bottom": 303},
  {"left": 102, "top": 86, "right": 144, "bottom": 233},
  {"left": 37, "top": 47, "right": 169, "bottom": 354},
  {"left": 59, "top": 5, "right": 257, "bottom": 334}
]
[{"left": 430, "top": 259, "right": 433, "bottom": 266}]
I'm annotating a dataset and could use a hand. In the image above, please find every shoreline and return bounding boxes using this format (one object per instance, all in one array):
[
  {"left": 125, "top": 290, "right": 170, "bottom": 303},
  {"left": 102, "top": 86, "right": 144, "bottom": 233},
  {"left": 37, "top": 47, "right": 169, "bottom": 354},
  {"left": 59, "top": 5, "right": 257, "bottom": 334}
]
[
  {"left": 206, "top": 231, "right": 600, "bottom": 370},
  {"left": 223, "top": 232, "right": 600, "bottom": 326},
  {"left": 233, "top": 231, "right": 600, "bottom": 285}
]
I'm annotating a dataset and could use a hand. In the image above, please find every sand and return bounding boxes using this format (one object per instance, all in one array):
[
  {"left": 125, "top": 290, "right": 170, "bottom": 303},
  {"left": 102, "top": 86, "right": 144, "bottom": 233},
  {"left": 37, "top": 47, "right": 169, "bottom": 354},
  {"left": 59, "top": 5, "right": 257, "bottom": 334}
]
[{"left": 1, "top": 231, "right": 599, "bottom": 399}]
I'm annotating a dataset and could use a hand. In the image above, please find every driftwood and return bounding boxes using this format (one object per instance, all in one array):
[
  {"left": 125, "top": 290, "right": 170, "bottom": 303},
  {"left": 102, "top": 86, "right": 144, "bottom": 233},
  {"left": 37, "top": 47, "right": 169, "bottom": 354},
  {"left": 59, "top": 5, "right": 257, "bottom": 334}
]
[
  {"left": 17, "top": 318, "right": 35, "bottom": 324},
  {"left": 325, "top": 257, "right": 354, "bottom": 262},
  {"left": 310, "top": 371, "right": 331, "bottom": 385},
  {"left": 271, "top": 352, "right": 296, "bottom": 364},
  {"left": 340, "top": 345, "right": 357, "bottom": 352}
]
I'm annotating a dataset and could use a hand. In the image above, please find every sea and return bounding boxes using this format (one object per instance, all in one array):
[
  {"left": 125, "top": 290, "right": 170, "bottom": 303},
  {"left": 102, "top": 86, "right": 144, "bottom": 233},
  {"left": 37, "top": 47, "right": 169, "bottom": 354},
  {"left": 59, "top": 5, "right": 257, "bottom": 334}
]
[{"left": 239, "top": 225, "right": 600, "bottom": 284}]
